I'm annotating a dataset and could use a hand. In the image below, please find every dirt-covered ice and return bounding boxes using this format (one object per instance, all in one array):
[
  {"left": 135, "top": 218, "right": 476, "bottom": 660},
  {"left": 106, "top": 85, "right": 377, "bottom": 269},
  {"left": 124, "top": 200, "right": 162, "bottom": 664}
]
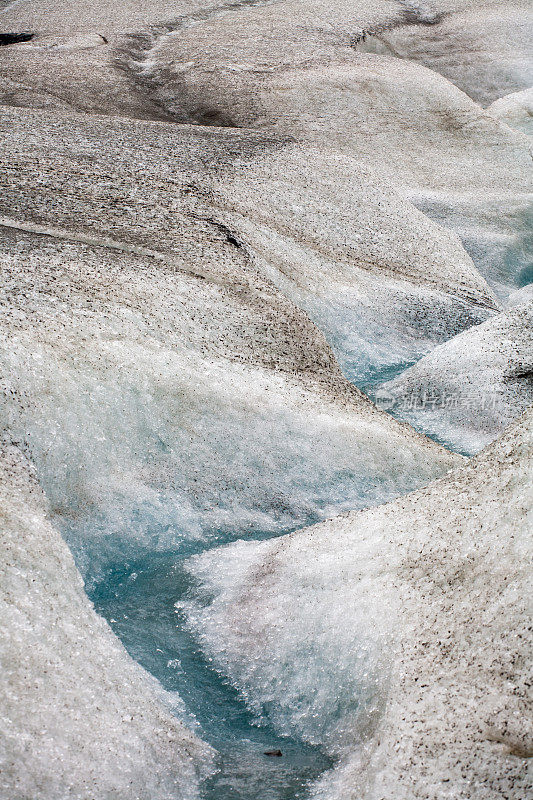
[{"left": 0, "top": 0, "right": 531, "bottom": 797}]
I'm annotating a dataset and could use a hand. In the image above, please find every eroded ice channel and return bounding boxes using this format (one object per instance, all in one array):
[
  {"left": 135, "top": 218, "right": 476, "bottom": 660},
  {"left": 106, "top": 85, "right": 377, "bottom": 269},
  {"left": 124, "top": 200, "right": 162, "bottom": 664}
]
[
  {"left": 4, "top": 203, "right": 529, "bottom": 797},
  {"left": 2, "top": 199, "right": 465, "bottom": 797},
  {"left": 19, "top": 343, "right": 450, "bottom": 799},
  {"left": 51, "top": 414, "right": 439, "bottom": 799},
  {"left": 5, "top": 330, "right": 447, "bottom": 799},
  {"left": 33, "top": 218, "right": 529, "bottom": 799},
  {"left": 90, "top": 545, "right": 333, "bottom": 800}
]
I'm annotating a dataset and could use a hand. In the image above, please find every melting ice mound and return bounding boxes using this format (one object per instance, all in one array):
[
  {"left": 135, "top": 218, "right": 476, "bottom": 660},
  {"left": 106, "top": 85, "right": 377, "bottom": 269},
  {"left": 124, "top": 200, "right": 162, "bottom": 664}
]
[
  {"left": 380, "top": 294, "right": 533, "bottom": 453},
  {"left": 183, "top": 410, "right": 533, "bottom": 798},
  {"left": 0, "top": 445, "right": 213, "bottom": 800}
]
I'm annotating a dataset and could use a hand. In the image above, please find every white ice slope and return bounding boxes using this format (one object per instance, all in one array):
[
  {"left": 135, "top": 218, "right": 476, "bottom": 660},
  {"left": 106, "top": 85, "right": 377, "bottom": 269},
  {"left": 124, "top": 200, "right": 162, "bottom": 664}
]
[
  {"left": 0, "top": 445, "right": 214, "bottom": 800},
  {"left": 183, "top": 410, "right": 533, "bottom": 799}
]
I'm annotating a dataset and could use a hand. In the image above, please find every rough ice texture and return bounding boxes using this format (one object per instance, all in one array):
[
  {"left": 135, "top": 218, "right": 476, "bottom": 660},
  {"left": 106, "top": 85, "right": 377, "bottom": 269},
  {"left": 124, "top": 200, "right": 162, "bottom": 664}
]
[
  {"left": 0, "top": 0, "right": 400, "bottom": 119},
  {"left": 0, "top": 105, "right": 463, "bottom": 585},
  {"left": 138, "top": 0, "right": 532, "bottom": 299},
  {"left": 0, "top": 221, "right": 457, "bottom": 581},
  {"left": 184, "top": 410, "right": 533, "bottom": 799},
  {"left": 379, "top": 297, "right": 533, "bottom": 453},
  {"left": 506, "top": 284, "right": 533, "bottom": 308},
  {"left": 488, "top": 87, "right": 533, "bottom": 137},
  {"left": 2, "top": 0, "right": 531, "bottom": 308},
  {"left": 0, "top": 445, "right": 213, "bottom": 800},
  {"left": 377, "top": 1, "right": 533, "bottom": 106},
  {"left": 0, "top": 0, "right": 531, "bottom": 797},
  {"left": 0, "top": 102, "right": 499, "bottom": 386}
]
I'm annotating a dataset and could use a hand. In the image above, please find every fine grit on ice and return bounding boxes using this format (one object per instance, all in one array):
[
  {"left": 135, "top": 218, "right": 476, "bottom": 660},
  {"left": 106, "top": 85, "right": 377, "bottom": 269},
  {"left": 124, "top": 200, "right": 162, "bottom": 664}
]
[{"left": 0, "top": 0, "right": 531, "bottom": 799}]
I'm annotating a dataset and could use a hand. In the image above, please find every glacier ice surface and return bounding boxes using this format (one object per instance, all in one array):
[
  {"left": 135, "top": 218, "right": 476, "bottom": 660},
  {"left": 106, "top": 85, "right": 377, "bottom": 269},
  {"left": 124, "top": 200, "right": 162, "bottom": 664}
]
[{"left": 182, "top": 410, "right": 533, "bottom": 799}]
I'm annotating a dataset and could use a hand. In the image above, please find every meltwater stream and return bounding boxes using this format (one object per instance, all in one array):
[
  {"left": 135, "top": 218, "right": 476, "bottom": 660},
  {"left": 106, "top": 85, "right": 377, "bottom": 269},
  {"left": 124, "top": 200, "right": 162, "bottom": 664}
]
[
  {"left": 50, "top": 356, "right": 444, "bottom": 800},
  {"left": 87, "top": 533, "right": 334, "bottom": 800},
  {"left": 51, "top": 223, "right": 530, "bottom": 799},
  {"left": 49, "top": 265, "right": 529, "bottom": 800},
  {"left": 35, "top": 158, "right": 528, "bottom": 799}
]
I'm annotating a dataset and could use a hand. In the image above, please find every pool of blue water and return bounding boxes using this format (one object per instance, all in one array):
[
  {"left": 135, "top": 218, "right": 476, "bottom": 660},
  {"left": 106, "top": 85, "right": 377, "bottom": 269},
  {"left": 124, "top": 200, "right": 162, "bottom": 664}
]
[{"left": 88, "top": 537, "right": 334, "bottom": 800}]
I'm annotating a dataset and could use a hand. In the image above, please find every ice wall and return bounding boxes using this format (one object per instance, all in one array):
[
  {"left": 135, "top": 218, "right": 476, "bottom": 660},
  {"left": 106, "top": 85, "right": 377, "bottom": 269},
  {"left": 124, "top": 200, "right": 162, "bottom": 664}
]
[
  {"left": 0, "top": 444, "right": 213, "bottom": 800},
  {"left": 183, "top": 410, "right": 533, "bottom": 798}
]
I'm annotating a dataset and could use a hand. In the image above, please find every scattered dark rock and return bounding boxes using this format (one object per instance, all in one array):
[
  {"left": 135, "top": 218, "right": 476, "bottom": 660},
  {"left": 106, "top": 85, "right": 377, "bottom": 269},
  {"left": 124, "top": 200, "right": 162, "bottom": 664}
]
[
  {"left": 264, "top": 749, "right": 283, "bottom": 757},
  {"left": 212, "top": 221, "right": 244, "bottom": 249},
  {"left": 224, "top": 232, "right": 242, "bottom": 249},
  {"left": 190, "top": 214, "right": 245, "bottom": 250},
  {"left": 503, "top": 368, "right": 533, "bottom": 385},
  {"left": 0, "top": 32, "right": 34, "bottom": 46}
]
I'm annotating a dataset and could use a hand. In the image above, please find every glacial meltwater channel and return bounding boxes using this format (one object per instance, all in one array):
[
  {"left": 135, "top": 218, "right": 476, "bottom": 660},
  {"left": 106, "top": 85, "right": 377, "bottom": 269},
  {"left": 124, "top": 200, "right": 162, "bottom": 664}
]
[
  {"left": 54, "top": 356, "right": 439, "bottom": 800},
  {"left": 51, "top": 194, "right": 530, "bottom": 799},
  {"left": 87, "top": 534, "right": 334, "bottom": 800}
]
